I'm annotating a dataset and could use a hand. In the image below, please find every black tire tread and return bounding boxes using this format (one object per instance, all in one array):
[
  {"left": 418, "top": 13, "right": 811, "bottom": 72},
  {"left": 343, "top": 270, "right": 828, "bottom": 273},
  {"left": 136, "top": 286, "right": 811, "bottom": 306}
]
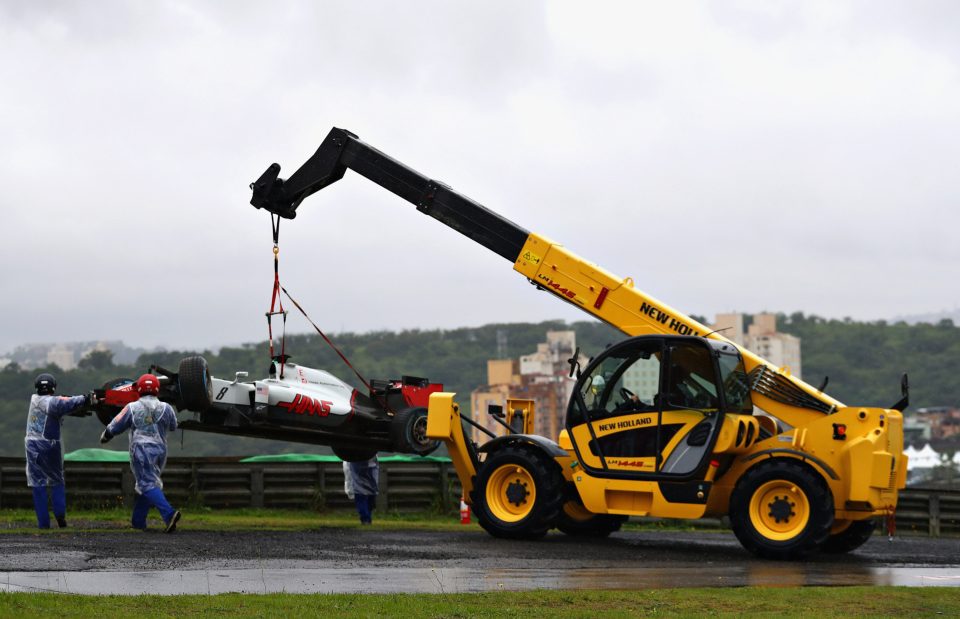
[
  {"left": 821, "top": 518, "right": 877, "bottom": 554},
  {"left": 556, "top": 503, "right": 627, "bottom": 538},
  {"left": 390, "top": 407, "right": 439, "bottom": 455},
  {"left": 178, "top": 356, "right": 213, "bottom": 412},
  {"left": 333, "top": 445, "right": 379, "bottom": 463}
]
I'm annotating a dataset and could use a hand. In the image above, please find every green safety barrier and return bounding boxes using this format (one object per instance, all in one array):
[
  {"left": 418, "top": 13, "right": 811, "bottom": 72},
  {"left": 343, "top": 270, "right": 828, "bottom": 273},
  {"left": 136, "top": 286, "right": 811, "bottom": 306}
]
[
  {"left": 240, "top": 453, "right": 452, "bottom": 463},
  {"left": 64, "top": 448, "right": 130, "bottom": 462},
  {"left": 63, "top": 449, "right": 451, "bottom": 464}
]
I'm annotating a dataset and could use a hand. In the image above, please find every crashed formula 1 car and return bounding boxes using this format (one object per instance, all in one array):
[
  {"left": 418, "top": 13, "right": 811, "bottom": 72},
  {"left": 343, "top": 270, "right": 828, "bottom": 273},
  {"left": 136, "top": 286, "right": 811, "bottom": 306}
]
[{"left": 90, "top": 355, "right": 441, "bottom": 461}]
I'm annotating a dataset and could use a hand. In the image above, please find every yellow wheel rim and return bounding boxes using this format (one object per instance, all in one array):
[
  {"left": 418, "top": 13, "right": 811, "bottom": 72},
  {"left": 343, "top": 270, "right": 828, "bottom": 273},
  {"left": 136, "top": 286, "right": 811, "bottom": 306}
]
[
  {"left": 749, "top": 479, "right": 810, "bottom": 541},
  {"left": 562, "top": 500, "right": 594, "bottom": 523},
  {"left": 486, "top": 464, "right": 537, "bottom": 523}
]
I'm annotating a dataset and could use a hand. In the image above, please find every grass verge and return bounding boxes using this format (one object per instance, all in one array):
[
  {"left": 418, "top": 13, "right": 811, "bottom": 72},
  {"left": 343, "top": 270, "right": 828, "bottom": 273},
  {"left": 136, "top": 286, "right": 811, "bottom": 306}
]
[
  {"left": 0, "top": 507, "right": 477, "bottom": 532},
  {"left": 0, "top": 507, "right": 728, "bottom": 534},
  {"left": 0, "top": 587, "right": 957, "bottom": 617}
]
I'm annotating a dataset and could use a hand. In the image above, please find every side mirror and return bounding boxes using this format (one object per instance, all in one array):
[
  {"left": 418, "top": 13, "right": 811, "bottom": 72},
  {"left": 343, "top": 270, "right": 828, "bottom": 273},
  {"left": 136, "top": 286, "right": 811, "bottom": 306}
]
[
  {"left": 233, "top": 371, "right": 249, "bottom": 384},
  {"left": 891, "top": 373, "right": 909, "bottom": 412},
  {"left": 568, "top": 346, "right": 581, "bottom": 378},
  {"left": 487, "top": 404, "right": 505, "bottom": 419}
]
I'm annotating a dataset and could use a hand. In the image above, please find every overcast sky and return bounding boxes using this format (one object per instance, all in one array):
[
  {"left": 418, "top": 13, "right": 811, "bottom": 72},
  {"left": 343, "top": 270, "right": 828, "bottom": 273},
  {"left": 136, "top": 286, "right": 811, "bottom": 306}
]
[{"left": 1, "top": 1, "right": 958, "bottom": 355}]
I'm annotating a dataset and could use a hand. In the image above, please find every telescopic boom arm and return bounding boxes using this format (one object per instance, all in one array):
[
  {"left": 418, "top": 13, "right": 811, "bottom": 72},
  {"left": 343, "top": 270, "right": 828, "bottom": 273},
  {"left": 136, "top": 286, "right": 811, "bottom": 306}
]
[
  {"left": 250, "top": 127, "right": 844, "bottom": 428},
  {"left": 250, "top": 128, "right": 528, "bottom": 262}
]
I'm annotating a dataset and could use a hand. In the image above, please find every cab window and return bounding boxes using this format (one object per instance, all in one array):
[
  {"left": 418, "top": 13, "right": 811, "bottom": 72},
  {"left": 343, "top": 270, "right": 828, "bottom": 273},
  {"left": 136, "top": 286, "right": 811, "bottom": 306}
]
[{"left": 573, "top": 341, "right": 662, "bottom": 423}]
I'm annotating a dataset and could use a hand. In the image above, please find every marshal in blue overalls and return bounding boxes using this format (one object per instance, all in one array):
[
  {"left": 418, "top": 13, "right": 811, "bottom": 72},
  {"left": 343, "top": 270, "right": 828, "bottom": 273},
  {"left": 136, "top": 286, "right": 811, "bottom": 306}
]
[
  {"left": 101, "top": 374, "right": 182, "bottom": 532},
  {"left": 25, "top": 373, "right": 90, "bottom": 529}
]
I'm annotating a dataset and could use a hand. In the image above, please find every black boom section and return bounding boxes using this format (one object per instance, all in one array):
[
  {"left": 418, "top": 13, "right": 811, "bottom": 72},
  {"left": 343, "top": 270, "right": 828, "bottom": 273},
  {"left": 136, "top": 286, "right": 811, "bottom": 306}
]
[{"left": 251, "top": 127, "right": 529, "bottom": 262}]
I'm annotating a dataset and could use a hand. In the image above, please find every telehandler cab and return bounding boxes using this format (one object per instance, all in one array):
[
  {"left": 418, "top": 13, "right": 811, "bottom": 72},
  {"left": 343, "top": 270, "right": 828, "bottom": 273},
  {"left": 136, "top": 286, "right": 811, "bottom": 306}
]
[{"left": 250, "top": 127, "right": 908, "bottom": 559}]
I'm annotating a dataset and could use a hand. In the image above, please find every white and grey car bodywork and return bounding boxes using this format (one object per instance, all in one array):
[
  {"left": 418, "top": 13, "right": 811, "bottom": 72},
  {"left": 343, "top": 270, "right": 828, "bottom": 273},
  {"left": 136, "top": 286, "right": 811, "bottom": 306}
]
[{"left": 93, "top": 356, "right": 441, "bottom": 461}]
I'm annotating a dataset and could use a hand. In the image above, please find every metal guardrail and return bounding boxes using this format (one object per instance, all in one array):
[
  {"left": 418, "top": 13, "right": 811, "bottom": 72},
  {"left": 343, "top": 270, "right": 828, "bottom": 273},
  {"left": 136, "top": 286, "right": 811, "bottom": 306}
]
[
  {"left": 892, "top": 487, "right": 960, "bottom": 537},
  {"left": 0, "top": 457, "right": 462, "bottom": 515},
  {"left": 0, "top": 457, "right": 955, "bottom": 535}
]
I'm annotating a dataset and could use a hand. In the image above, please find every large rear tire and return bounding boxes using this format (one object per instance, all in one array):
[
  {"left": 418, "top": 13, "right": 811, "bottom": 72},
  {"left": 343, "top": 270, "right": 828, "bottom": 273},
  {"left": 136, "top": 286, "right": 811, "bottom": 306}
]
[
  {"left": 390, "top": 407, "right": 439, "bottom": 456},
  {"left": 556, "top": 497, "right": 627, "bottom": 537},
  {"left": 730, "top": 459, "right": 833, "bottom": 560},
  {"left": 178, "top": 356, "right": 213, "bottom": 412},
  {"left": 821, "top": 518, "right": 877, "bottom": 554},
  {"left": 471, "top": 445, "right": 564, "bottom": 540}
]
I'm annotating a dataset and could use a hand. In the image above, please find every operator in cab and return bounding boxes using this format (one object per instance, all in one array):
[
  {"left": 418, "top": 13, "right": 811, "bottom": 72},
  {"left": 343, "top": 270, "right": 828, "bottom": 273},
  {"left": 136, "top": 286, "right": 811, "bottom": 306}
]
[{"left": 100, "top": 374, "right": 182, "bottom": 533}]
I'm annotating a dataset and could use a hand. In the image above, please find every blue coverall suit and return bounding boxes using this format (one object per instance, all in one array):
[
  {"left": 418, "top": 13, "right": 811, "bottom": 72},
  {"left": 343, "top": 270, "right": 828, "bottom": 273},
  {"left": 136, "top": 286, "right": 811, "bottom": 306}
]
[
  {"left": 25, "top": 394, "right": 87, "bottom": 528},
  {"left": 347, "top": 457, "right": 379, "bottom": 524},
  {"left": 105, "top": 395, "right": 179, "bottom": 529}
]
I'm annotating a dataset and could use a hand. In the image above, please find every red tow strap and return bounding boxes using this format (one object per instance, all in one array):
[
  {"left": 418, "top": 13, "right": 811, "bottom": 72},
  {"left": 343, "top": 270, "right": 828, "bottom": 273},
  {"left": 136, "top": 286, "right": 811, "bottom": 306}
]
[
  {"left": 280, "top": 285, "right": 394, "bottom": 415},
  {"left": 266, "top": 215, "right": 392, "bottom": 414}
]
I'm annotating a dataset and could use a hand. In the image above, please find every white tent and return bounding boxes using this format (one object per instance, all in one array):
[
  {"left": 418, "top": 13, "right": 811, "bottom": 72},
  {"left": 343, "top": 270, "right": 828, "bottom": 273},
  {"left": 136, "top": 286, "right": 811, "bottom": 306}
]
[{"left": 908, "top": 443, "right": 941, "bottom": 470}]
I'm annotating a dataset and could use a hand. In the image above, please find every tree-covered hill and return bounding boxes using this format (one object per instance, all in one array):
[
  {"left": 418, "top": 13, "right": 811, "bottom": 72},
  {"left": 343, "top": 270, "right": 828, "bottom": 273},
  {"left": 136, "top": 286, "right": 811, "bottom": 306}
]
[
  {"left": 1, "top": 315, "right": 956, "bottom": 457},
  {"left": 778, "top": 313, "right": 960, "bottom": 409}
]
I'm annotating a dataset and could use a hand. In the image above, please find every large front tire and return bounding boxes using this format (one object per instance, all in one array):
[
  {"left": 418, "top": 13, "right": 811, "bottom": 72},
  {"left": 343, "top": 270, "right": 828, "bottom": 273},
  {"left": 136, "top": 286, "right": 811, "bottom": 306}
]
[
  {"left": 821, "top": 518, "right": 877, "bottom": 554},
  {"left": 730, "top": 459, "right": 834, "bottom": 560},
  {"left": 472, "top": 445, "right": 564, "bottom": 540}
]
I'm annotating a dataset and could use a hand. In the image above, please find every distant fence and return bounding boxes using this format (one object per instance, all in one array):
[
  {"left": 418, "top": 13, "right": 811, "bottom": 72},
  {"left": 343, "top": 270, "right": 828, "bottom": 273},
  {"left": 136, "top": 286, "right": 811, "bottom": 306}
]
[{"left": 0, "top": 457, "right": 955, "bottom": 536}]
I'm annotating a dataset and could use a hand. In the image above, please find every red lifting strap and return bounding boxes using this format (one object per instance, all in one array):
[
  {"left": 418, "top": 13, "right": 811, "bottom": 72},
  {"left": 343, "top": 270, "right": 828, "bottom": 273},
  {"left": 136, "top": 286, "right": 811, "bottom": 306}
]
[
  {"left": 281, "top": 285, "right": 394, "bottom": 416},
  {"left": 265, "top": 214, "right": 388, "bottom": 413}
]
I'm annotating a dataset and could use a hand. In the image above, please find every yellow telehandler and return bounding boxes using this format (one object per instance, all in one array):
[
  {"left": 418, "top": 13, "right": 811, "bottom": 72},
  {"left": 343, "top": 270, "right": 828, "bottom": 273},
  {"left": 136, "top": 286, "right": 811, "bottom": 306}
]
[{"left": 250, "top": 128, "right": 908, "bottom": 559}]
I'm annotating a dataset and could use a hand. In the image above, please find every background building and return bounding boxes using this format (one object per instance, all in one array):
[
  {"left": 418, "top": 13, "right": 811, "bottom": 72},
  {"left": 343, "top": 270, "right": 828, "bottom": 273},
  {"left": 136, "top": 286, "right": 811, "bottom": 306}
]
[
  {"left": 470, "top": 331, "right": 585, "bottom": 443},
  {"left": 713, "top": 312, "right": 802, "bottom": 379}
]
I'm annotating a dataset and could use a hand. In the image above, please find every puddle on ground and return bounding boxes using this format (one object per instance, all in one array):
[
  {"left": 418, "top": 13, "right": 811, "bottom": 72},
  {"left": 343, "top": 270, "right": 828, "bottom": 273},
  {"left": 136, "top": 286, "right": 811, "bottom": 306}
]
[{"left": 1, "top": 565, "right": 959, "bottom": 595}]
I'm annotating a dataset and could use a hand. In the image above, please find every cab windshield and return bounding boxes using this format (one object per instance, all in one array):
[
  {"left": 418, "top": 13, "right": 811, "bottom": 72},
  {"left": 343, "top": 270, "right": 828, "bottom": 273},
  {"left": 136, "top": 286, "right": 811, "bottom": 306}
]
[{"left": 717, "top": 350, "right": 753, "bottom": 414}]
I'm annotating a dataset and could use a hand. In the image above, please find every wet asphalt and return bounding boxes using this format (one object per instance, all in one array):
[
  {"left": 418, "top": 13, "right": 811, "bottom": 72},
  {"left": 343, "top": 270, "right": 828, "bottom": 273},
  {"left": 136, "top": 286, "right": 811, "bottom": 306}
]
[{"left": 0, "top": 526, "right": 956, "bottom": 578}]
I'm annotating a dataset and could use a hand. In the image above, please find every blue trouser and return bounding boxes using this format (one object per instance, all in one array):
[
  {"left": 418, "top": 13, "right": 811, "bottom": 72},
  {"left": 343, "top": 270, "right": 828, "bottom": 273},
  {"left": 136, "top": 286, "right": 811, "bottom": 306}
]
[
  {"left": 31, "top": 485, "right": 66, "bottom": 529},
  {"left": 354, "top": 494, "right": 375, "bottom": 524},
  {"left": 131, "top": 488, "right": 176, "bottom": 529}
]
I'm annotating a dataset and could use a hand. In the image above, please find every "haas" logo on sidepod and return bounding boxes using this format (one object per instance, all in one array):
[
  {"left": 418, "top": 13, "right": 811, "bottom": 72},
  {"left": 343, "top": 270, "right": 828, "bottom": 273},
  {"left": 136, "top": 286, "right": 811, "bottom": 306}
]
[{"left": 277, "top": 394, "right": 332, "bottom": 416}]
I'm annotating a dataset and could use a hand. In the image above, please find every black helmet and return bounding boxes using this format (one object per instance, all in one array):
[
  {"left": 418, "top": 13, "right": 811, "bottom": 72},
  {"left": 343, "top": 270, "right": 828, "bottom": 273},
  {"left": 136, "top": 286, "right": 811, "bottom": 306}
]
[{"left": 35, "top": 373, "right": 57, "bottom": 395}]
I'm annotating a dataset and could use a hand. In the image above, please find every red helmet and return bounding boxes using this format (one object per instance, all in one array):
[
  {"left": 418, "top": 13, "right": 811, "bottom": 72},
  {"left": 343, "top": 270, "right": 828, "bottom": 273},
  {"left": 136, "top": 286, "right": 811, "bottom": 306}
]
[{"left": 135, "top": 374, "right": 160, "bottom": 395}]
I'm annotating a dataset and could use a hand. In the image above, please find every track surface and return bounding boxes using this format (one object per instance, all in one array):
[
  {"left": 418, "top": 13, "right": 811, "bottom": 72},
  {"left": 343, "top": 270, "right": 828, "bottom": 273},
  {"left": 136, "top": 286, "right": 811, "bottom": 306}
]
[{"left": 1, "top": 527, "right": 957, "bottom": 574}]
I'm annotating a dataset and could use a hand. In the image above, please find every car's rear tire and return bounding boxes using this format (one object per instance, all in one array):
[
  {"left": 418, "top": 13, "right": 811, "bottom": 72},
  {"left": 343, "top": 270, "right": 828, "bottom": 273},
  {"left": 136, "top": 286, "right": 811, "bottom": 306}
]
[
  {"left": 178, "top": 356, "right": 213, "bottom": 412},
  {"left": 390, "top": 407, "right": 439, "bottom": 456},
  {"left": 333, "top": 446, "right": 379, "bottom": 463},
  {"left": 96, "top": 378, "right": 134, "bottom": 425}
]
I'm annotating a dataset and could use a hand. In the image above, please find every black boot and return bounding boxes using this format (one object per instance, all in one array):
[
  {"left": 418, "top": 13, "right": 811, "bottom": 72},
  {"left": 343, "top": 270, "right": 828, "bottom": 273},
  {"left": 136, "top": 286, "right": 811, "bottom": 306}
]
[{"left": 56, "top": 517, "right": 67, "bottom": 528}]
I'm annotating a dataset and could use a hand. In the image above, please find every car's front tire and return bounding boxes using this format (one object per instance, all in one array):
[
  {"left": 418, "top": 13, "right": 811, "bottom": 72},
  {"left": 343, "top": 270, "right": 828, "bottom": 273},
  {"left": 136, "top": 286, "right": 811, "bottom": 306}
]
[
  {"left": 333, "top": 446, "right": 379, "bottom": 463},
  {"left": 178, "top": 356, "right": 213, "bottom": 412}
]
